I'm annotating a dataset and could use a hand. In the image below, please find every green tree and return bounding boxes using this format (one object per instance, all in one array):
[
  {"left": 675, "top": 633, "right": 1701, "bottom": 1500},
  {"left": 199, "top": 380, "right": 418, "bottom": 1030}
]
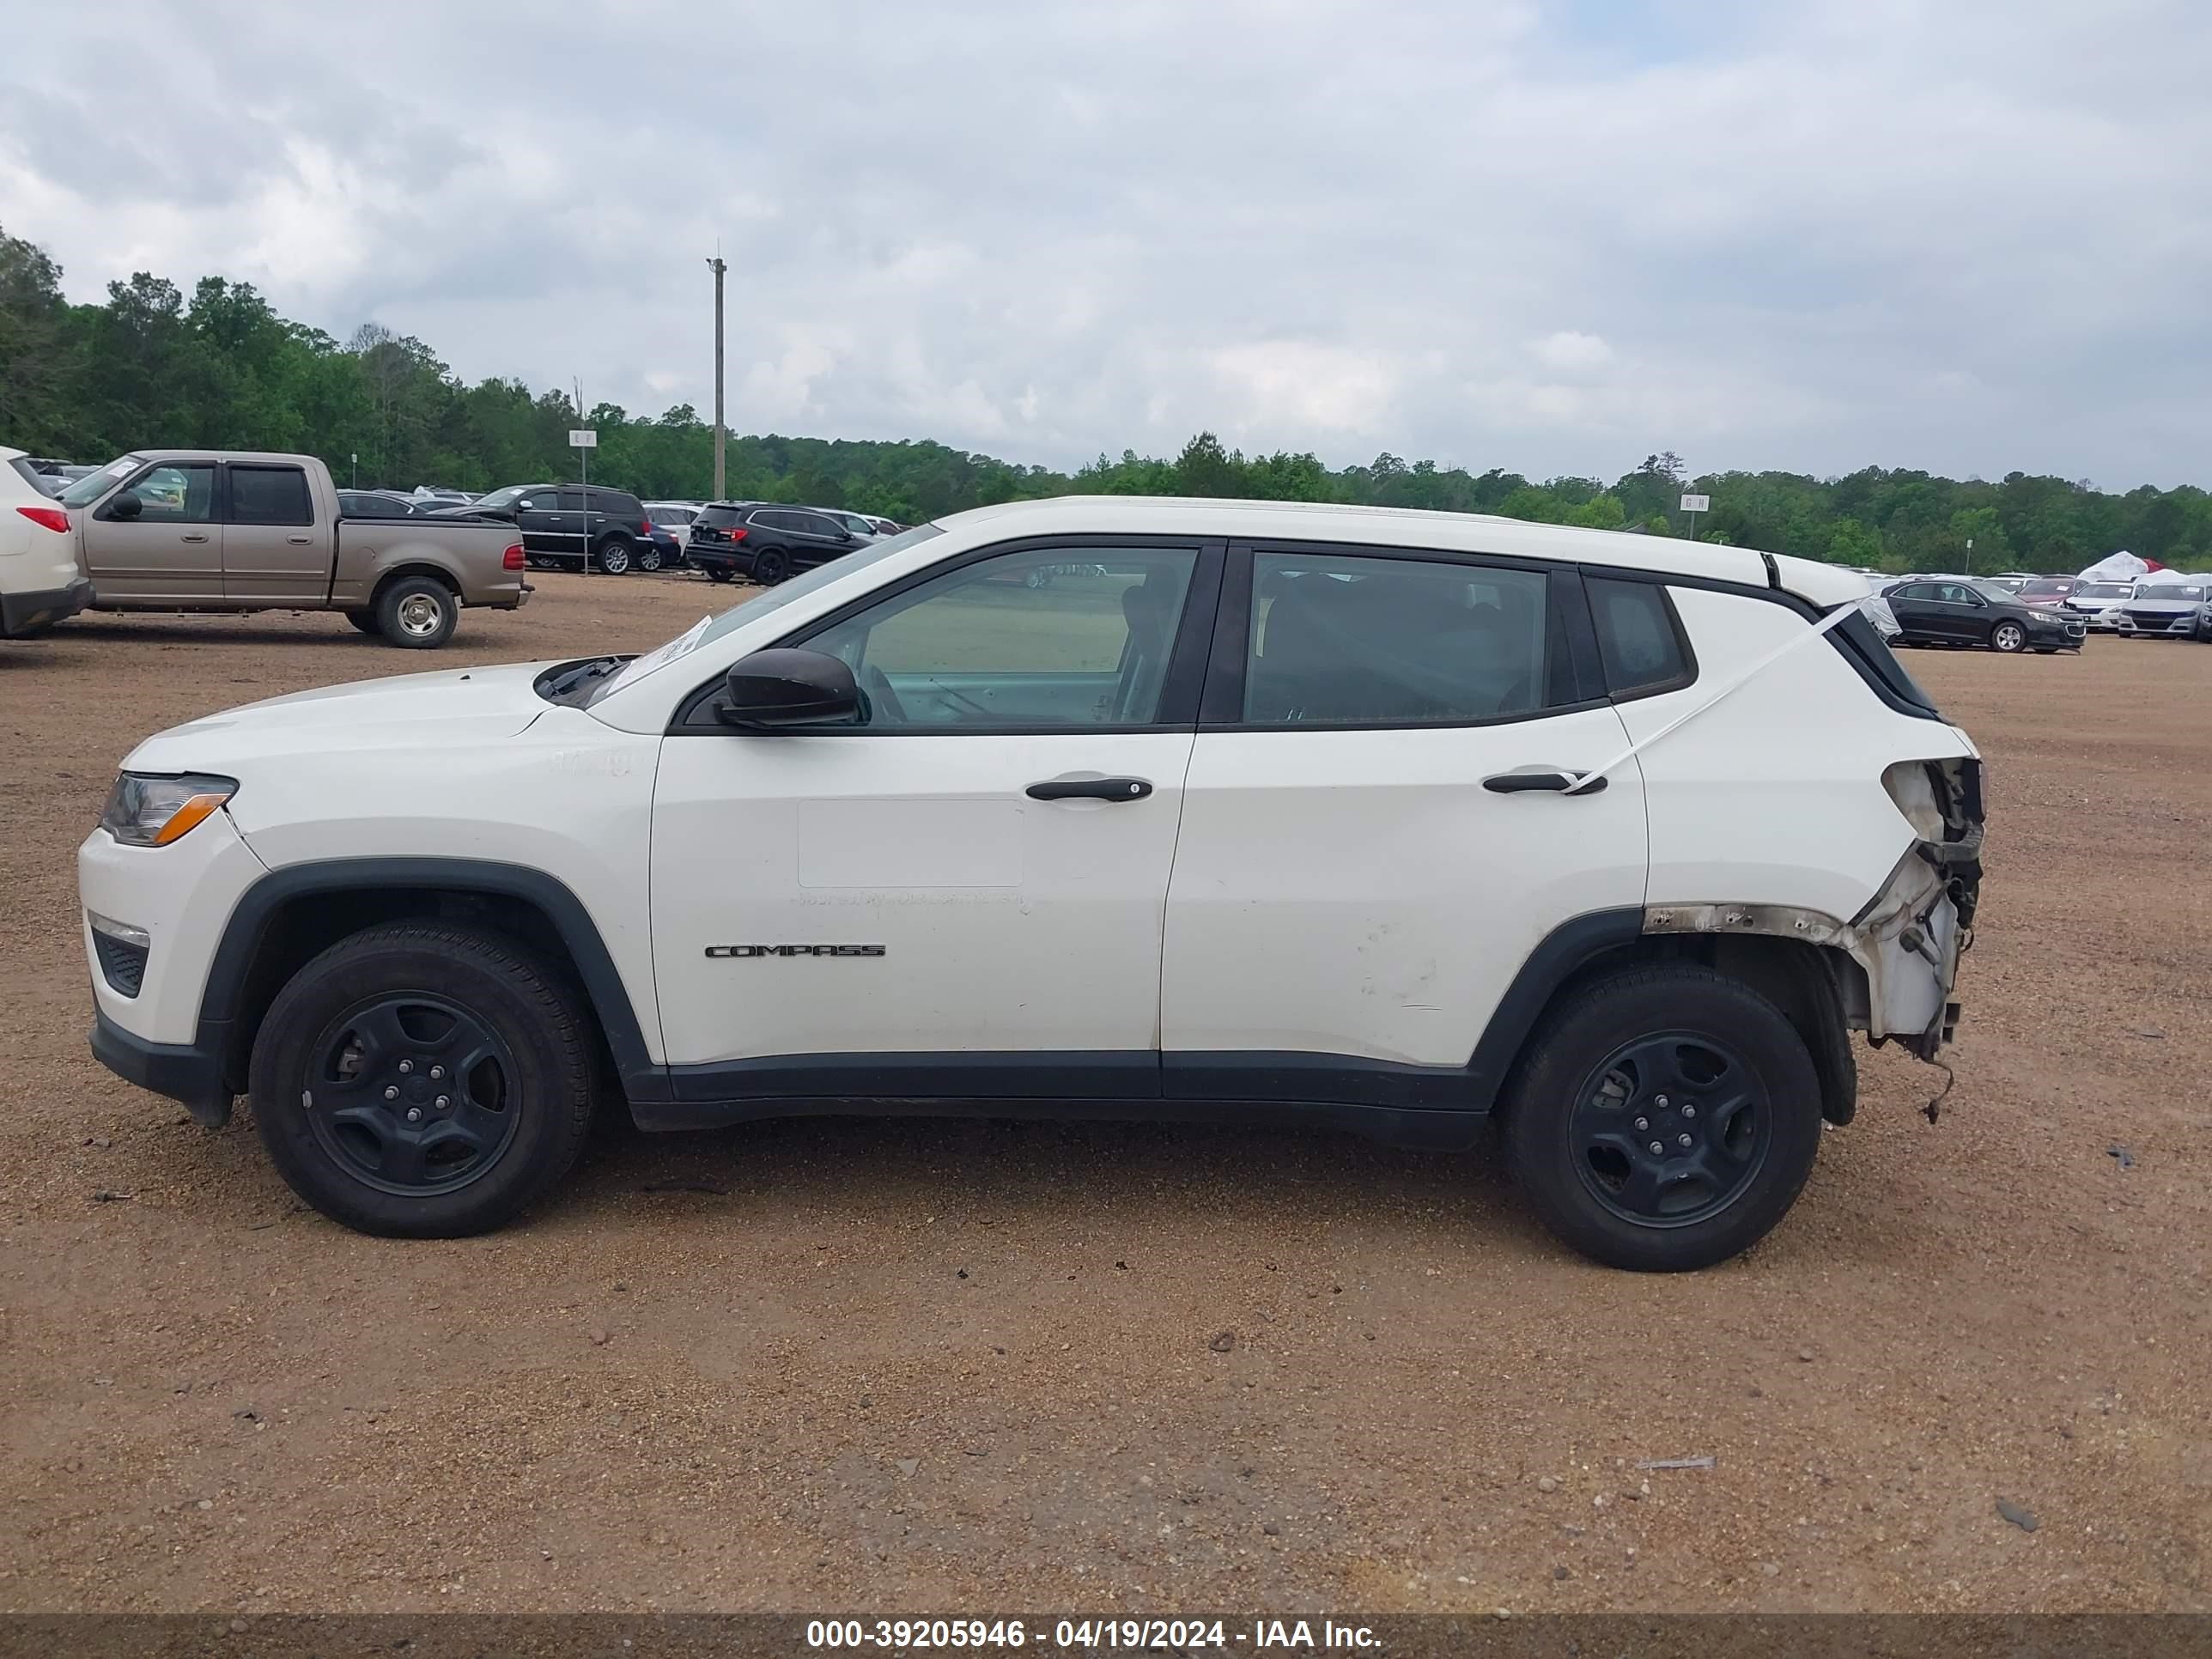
[{"left": 1948, "top": 506, "right": 2009, "bottom": 574}]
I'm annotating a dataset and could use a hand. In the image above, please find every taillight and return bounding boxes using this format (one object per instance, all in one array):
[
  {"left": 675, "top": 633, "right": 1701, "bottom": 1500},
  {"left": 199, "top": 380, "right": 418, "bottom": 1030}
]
[
  {"left": 640, "top": 520, "right": 653, "bottom": 537},
  {"left": 16, "top": 505, "right": 70, "bottom": 534},
  {"left": 501, "top": 543, "right": 526, "bottom": 570},
  {"left": 727, "top": 526, "right": 748, "bottom": 543}
]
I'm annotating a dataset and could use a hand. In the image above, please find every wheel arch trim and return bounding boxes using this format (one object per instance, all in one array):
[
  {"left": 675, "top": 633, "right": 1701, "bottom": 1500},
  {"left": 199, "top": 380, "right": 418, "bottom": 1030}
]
[
  {"left": 198, "top": 857, "right": 659, "bottom": 1100},
  {"left": 1462, "top": 907, "right": 1647, "bottom": 1113}
]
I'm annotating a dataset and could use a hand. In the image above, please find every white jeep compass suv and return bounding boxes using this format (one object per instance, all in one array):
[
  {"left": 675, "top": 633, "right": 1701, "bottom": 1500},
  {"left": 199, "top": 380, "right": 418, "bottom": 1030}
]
[{"left": 80, "top": 498, "right": 1984, "bottom": 1270}]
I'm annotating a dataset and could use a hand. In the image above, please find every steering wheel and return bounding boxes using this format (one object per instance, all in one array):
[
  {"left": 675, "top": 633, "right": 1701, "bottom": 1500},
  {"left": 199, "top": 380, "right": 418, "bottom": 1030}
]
[{"left": 861, "top": 665, "right": 907, "bottom": 726}]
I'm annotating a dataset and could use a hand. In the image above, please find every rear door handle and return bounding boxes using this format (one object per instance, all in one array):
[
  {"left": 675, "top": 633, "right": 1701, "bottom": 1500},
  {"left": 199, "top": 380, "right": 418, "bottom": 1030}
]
[
  {"left": 1483, "top": 769, "right": 1607, "bottom": 794},
  {"left": 286, "top": 534, "right": 313, "bottom": 544},
  {"left": 1026, "top": 775, "right": 1153, "bottom": 802},
  {"left": 180, "top": 533, "right": 210, "bottom": 544}
]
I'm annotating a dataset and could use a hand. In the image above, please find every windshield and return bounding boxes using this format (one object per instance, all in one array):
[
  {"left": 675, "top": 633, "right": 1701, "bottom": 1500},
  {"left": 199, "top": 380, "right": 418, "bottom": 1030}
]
[
  {"left": 471, "top": 486, "right": 532, "bottom": 509},
  {"left": 2136, "top": 584, "right": 2206, "bottom": 601},
  {"left": 2019, "top": 578, "right": 2073, "bottom": 595},
  {"left": 2075, "top": 583, "right": 2133, "bottom": 599},
  {"left": 58, "top": 453, "right": 146, "bottom": 507},
  {"left": 585, "top": 523, "right": 945, "bottom": 706}
]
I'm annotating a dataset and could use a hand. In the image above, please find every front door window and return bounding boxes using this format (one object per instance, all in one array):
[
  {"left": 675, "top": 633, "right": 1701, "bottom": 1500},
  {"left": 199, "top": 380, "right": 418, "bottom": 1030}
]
[{"left": 800, "top": 548, "right": 1199, "bottom": 729}]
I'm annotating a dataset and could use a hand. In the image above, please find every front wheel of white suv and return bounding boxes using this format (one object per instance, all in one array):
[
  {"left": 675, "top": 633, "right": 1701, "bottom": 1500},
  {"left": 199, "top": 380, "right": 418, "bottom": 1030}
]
[
  {"left": 247, "top": 923, "right": 598, "bottom": 1237},
  {"left": 1503, "top": 964, "right": 1824, "bottom": 1271}
]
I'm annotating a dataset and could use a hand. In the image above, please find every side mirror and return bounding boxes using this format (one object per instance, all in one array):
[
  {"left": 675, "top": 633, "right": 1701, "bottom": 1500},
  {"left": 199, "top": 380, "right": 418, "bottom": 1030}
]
[
  {"left": 107, "top": 491, "right": 143, "bottom": 521},
  {"left": 717, "top": 648, "right": 862, "bottom": 731}
]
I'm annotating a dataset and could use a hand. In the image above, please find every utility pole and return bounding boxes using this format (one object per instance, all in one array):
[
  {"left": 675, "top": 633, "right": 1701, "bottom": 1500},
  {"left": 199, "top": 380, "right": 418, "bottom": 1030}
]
[
  {"left": 575, "top": 376, "right": 588, "bottom": 578},
  {"left": 707, "top": 252, "right": 727, "bottom": 501}
]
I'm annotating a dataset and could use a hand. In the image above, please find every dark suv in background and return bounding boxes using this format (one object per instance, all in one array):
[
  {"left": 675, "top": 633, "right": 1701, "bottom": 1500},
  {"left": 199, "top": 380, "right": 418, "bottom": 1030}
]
[
  {"left": 433, "top": 484, "right": 660, "bottom": 573},
  {"left": 683, "top": 502, "right": 869, "bottom": 585}
]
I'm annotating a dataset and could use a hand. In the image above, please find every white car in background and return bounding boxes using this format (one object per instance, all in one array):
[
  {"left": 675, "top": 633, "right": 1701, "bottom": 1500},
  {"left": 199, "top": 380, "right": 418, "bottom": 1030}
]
[
  {"left": 645, "top": 501, "right": 700, "bottom": 550},
  {"left": 821, "top": 508, "right": 888, "bottom": 540},
  {"left": 3, "top": 446, "right": 94, "bottom": 637},
  {"left": 1857, "top": 594, "right": 1901, "bottom": 638},
  {"left": 2068, "top": 580, "right": 2136, "bottom": 630}
]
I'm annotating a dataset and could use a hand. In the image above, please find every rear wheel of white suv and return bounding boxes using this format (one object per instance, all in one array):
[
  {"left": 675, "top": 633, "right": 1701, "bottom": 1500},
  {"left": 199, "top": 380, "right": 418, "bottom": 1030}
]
[
  {"left": 247, "top": 922, "right": 597, "bottom": 1237},
  {"left": 1503, "top": 964, "right": 1823, "bottom": 1271}
]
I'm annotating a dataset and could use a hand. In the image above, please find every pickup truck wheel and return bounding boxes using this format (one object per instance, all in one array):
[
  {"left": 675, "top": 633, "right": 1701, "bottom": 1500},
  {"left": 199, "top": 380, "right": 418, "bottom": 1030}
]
[
  {"left": 344, "top": 609, "right": 382, "bottom": 636},
  {"left": 593, "top": 538, "right": 633, "bottom": 575},
  {"left": 376, "top": 576, "right": 458, "bottom": 649},
  {"left": 1502, "top": 964, "right": 1822, "bottom": 1272},
  {"left": 248, "top": 922, "right": 597, "bottom": 1238}
]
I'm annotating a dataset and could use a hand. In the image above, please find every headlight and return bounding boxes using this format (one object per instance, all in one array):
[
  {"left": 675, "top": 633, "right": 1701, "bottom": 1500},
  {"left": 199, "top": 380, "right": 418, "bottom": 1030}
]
[{"left": 99, "top": 773, "right": 238, "bottom": 848}]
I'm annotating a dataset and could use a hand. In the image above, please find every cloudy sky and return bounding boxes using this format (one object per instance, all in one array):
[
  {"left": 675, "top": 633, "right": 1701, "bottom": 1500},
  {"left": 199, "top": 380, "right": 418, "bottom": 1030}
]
[{"left": 3, "top": 0, "right": 2208, "bottom": 487}]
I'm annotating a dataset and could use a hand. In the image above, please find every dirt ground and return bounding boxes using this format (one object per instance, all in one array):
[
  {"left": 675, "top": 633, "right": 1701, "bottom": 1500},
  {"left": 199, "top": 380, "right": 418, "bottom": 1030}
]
[{"left": 1, "top": 577, "right": 2206, "bottom": 1615}]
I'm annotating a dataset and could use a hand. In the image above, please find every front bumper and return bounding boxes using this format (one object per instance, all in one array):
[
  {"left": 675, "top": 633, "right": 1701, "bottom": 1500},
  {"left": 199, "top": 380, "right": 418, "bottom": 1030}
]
[
  {"left": 90, "top": 1012, "right": 232, "bottom": 1125},
  {"left": 79, "top": 808, "right": 268, "bottom": 1117},
  {"left": 2, "top": 575, "right": 94, "bottom": 637},
  {"left": 2116, "top": 614, "right": 2196, "bottom": 637}
]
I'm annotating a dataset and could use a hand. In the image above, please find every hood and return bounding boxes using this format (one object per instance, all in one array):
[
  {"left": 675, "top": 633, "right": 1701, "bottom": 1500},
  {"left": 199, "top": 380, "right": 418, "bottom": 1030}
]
[{"left": 124, "top": 660, "right": 560, "bottom": 773}]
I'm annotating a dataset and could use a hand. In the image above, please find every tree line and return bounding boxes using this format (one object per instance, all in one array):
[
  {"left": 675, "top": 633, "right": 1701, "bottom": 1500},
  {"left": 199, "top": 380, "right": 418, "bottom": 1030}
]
[{"left": 4, "top": 224, "right": 2207, "bottom": 573}]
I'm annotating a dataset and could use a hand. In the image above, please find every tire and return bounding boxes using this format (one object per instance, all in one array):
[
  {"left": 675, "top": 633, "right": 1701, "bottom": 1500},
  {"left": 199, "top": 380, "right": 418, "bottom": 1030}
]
[
  {"left": 705, "top": 567, "right": 733, "bottom": 584},
  {"left": 636, "top": 544, "right": 663, "bottom": 574},
  {"left": 374, "top": 575, "right": 458, "bottom": 649},
  {"left": 593, "top": 538, "right": 633, "bottom": 575},
  {"left": 344, "top": 609, "right": 382, "bottom": 636},
  {"left": 528, "top": 556, "right": 558, "bottom": 571},
  {"left": 1501, "top": 964, "right": 1824, "bottom": 1272},
  {"left": 247, "top": 922, "right": 598, "bottom": 1238},
  {"left": 750, "top": 548, "right": 789, "bottom": 586},
  {"left": 1990, "top": 621, "right": 2026, "bottom": 653},
  {"left": 2033, "top": 647, "right": 2055, "bottom": 654}
]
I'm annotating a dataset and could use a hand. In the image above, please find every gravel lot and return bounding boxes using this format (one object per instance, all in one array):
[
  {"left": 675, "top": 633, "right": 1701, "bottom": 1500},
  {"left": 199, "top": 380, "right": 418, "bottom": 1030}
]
[{"left": 2, "top": 580, "right": 2206, "bottom": 1614}]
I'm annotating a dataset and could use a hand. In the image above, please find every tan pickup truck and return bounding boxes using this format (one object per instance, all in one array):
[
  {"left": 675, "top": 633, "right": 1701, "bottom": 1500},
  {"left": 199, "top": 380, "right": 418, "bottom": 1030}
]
[{"left": 58, "top": 451, "right": 529, "bottom": 648}]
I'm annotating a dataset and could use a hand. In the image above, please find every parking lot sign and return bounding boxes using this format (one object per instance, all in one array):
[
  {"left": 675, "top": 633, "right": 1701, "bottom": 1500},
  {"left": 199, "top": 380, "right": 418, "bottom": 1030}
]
[
  {"left": 568, "top": 429, "right": 598, "bottom": 448},
  {"left": 1680, "top": 493, "right": 1710, "bottom": 514}
]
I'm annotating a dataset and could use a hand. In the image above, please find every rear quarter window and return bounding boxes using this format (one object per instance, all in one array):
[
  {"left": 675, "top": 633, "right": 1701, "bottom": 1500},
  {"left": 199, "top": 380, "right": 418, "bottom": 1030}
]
[{"left": 1586, "top": 577, "right": 1694, "bottom": 697}]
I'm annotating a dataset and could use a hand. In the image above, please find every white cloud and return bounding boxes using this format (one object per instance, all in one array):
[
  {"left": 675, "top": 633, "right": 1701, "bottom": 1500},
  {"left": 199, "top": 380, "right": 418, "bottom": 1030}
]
[
  {"left": 1207, "top": 342, "right": 1398, "bottom": 437},
  {"left": 1528, "top": 331, "right": 1613, "bottom": 373},
  {"left": 0, "top": 0, "right": 2207, "bottom": 485}
]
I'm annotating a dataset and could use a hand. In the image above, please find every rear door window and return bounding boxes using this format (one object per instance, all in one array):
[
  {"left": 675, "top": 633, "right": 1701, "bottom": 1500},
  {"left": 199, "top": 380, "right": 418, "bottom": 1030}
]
[
  {"left": 227, "top": 465, "right": 314, "bottom": 526},
  {"left": 1241, "top": 551, "right": 1552, "bottom": 726}
]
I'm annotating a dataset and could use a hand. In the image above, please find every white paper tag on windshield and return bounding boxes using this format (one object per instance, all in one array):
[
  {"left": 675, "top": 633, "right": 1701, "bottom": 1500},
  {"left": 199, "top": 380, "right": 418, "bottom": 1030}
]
[{"left": 599, "top": 614, "right": 710, "bottom": 698}]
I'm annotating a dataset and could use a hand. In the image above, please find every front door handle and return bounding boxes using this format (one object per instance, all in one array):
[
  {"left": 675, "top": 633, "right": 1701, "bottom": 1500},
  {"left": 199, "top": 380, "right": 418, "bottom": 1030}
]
[
  {"left": 180, "top": 533, "right": 210, "bottom": 544},
  {"left": 1483, "top": 769, "right": 1607, "bottom": 794},
  {"left": 1026, "top": 775, "right": 1153, "bottom": 803},
  {"left": 286, "top": 534, "right": 313, "bottom": 544}
]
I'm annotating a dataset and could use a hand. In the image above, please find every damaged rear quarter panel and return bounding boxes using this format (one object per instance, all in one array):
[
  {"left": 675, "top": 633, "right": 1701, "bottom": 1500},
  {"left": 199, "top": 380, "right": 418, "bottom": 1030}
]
[
  {"left": 1643, "top": 754, "right": 1984, "bottom": 1059},
  {"left": 1630, "top": 587, "right": 1983, "bottom": 1060}
]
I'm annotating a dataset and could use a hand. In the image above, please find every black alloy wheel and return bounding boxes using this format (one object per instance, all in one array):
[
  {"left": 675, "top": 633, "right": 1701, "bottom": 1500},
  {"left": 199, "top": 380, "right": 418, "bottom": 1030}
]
[
  {"left": 1568, "top": 1033, "right": 1771, "bottom": 1227},
  {"left": 304, "top": 994, "right": 522, "bottom": 1196}
]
